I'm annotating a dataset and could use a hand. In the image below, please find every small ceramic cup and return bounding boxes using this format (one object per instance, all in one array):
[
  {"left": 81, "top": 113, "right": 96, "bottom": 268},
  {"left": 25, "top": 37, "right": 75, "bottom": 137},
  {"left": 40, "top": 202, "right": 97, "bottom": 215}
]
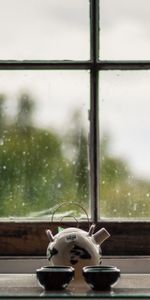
[
  {"left": 36, "top": 266, "right": 75, "bottom": 290},
  {"left": 82, "top": 265, "right": 120, "bottom": 290}
]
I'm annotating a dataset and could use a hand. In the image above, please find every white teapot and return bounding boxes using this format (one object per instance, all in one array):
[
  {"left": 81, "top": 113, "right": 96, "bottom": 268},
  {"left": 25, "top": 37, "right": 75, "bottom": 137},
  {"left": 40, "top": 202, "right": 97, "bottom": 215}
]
[{"left": 46, "top": 224, "right": 110, "bottom": 280}]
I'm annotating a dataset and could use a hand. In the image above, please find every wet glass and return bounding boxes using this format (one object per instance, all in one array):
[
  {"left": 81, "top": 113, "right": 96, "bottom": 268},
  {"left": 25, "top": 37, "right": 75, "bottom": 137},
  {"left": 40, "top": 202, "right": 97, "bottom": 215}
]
[
  {"left": 99, "top": 71, "right": 150, "bottom": 219},
  {"left": 0, "top": 71, "right": 90, "bottom": 219},
  {"left": 100, "top": 0, "right": 150, "bottom": 60},
  {"left": 0, "top": 0, "right": 89, "bottom": 60}
]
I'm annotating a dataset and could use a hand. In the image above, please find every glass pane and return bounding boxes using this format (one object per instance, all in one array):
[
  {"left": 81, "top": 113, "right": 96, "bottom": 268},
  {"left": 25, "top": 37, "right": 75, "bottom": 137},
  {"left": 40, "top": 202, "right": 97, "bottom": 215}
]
[
  {"left": 100, "top": 71, "right": 150, "bottom": 219},
  {"left": 0, "top": 0, "right": 89, "bottom": 60},
  {"left": 100, "top": 0, "right": 150, "bottom": 60},
  {"left": 0, "top": 71, "right": 90, "bottom": 219}
]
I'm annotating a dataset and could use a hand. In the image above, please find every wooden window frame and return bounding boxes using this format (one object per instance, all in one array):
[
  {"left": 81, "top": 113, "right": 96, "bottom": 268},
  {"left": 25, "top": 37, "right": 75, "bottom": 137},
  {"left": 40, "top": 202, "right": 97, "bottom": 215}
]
[{"left": 0, "top": 0, "right": 150, "bottom": 257}]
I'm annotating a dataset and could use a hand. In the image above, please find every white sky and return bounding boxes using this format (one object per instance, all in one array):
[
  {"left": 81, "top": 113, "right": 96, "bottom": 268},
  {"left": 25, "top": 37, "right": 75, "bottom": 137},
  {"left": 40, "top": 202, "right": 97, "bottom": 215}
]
[
  {"left": 0, "top": 0, "right": 89, "bottom": 60},
  {"left": 0, "top": 71, "right": 89, "bottom": 133},
  {"left": 100, "top": 0, "right": 150, "bottom": 180},
  {"left": 100, "top": 0, "right": 150, "bottom": 60},
  {"left": 0, "top": 0, "right": 150, "bottom": 180}
]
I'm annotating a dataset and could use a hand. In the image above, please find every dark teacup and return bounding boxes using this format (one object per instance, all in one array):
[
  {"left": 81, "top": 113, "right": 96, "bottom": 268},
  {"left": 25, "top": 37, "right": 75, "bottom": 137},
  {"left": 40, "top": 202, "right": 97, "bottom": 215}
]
[
  {"left": 82, "top": 265, "right": 120, "bottom": 290},
  {"left": 36, "top": 266, "right": 74, "bottom": 290}
]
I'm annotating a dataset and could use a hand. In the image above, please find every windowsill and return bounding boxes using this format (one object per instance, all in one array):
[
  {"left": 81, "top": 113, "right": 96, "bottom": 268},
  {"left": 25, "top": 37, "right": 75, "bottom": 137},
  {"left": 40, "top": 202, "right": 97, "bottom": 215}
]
[{"left": 0, "top": 256, "right": 150, "bottom": 273}]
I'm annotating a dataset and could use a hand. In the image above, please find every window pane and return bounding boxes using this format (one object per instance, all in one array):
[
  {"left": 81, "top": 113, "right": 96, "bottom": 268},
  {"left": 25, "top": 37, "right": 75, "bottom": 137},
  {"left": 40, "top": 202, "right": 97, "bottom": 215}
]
[
  {"left": 100, "top": 0, "right": 150, "bottom": 60},
  {"left": 100, "top": 71, "right": 150, "bottom": 219},
  {"left": 0, "top": 0, "right": 89, "bottom": 60},
  {"left": 0, "top": 71, "right": 90, "bottom": 219}
]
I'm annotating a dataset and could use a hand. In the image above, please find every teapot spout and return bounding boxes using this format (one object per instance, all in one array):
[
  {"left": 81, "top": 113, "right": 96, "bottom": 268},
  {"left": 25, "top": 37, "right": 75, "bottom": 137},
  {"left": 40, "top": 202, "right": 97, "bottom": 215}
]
[{"left": 92, "top": 227, "right": 110, "bottom": 245}]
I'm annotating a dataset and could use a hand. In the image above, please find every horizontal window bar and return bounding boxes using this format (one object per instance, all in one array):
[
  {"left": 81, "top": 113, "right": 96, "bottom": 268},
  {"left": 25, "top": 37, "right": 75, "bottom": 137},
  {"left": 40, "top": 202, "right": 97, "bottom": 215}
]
[
  {"left": 0, "top": 60, "right": 150, "bottom": 70},
  {"left": 0, "top": 60, "right": 92, "bottom": 70},
  {"left": 98, "top": 61, "right": 150, "bottom": 70}
]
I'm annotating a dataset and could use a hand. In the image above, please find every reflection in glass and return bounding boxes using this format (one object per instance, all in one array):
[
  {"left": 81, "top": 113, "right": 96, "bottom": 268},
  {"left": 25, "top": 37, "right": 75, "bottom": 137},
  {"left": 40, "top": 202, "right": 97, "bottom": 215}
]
[
  {"left": 100, "top": 0, "right": 150, "bottom": 60},
  {"left": 100, "top": 71, "right": 150, "bottom": 219},
  {"left": 0, "top": 71, "right": 90, "bottom": 218},
  {"left": 0, "top": 0, "right": 89, "bottom": 60}
]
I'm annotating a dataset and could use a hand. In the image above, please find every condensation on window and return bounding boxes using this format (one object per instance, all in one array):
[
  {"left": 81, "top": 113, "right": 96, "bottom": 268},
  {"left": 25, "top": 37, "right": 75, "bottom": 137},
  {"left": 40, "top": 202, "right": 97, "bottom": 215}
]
[
  {"left": 100, "top": 71, "right": 150, "bottom": 220},
  {"left": 0, "top": 71, "right": 90, "bottom": 219}
]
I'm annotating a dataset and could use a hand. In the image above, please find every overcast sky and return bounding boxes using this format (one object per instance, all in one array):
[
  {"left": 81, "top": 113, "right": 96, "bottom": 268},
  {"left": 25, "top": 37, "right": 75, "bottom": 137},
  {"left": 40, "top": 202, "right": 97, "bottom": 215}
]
[
  {"left": 0, "top": 0, "right": 90, "bottom": 133},
  {"left": 100, "top": 0, "right": 150, "bottom": 59},
  {"left": 0, "top": 0, "right": 89, "bottom": 60},
  {"left": 0, "top": 0, "right": 150, "bottom": 180},
  {"left": 100, "top": 0, "right": 150, "bottom": 180}
]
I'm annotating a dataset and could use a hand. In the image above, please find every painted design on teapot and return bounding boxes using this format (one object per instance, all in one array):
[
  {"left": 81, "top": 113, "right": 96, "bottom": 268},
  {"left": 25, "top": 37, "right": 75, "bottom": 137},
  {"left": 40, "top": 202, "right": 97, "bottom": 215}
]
[
  {"left": 47, "top": 247, "right": 58, "bottom": 260},
  {"left": 70, "top": 244, "right": 91, "bottom": 265}
]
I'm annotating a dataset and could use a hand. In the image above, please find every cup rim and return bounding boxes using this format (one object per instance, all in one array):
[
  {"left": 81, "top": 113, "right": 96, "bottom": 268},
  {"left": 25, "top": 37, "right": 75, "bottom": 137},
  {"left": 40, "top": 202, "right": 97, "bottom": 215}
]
[
  {"left": 36, "top": 265, "right": 75, "bottom": 273},
  {"left": 82, "top": 265, "right": 120, "bottom": 272}
]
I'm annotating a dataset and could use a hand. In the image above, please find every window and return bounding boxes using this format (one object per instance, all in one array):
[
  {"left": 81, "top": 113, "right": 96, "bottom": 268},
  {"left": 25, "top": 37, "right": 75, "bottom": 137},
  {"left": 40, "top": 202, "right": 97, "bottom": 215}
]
[{"left": 1, "top": 0, "right": 150, "bottom": 256}]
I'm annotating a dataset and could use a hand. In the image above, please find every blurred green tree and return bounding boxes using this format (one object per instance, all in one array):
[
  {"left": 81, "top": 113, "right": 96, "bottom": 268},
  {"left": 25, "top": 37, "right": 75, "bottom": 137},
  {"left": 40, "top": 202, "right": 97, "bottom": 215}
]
[
  {"left": 0, "top": 94, "right": 89, "bottom": 217},
  {"left": 0, "top": 94, "right": 6, "bottom": 137},
  {"left": 63, "top": 110, "right": 89, "bottom": 209},
  {"left": 100, "top": 134, "right": 150, "bottom": 219}
]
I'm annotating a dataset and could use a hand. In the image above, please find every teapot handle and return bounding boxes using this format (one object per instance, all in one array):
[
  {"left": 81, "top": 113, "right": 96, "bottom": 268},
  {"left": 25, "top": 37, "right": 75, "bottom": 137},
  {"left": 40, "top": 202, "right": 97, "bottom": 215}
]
[
  {"left": 60, "top": 215, "right": 79, "bottom": 227},
  {"left": 51, "top": 201, "right": 90, "bottom": 229}
]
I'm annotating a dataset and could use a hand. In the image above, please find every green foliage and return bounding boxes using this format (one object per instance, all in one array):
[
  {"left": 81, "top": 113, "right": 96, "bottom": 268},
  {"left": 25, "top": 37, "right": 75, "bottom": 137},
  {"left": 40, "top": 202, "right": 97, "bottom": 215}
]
[
  {"left": 100, "top": 136, "right": 150, "bottom": 219},
  {"left": 0, "top": 93, "right": 89, "bottom": 218},
  {"left": 3, "top": 90, "right": 150, "bottom": 220}
]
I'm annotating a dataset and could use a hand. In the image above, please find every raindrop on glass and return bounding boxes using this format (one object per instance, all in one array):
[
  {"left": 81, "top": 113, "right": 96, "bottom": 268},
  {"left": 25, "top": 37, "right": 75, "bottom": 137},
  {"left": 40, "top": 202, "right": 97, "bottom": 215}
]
[{"left": 0, "top": 139, "right": 4, "bottom": 146}]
